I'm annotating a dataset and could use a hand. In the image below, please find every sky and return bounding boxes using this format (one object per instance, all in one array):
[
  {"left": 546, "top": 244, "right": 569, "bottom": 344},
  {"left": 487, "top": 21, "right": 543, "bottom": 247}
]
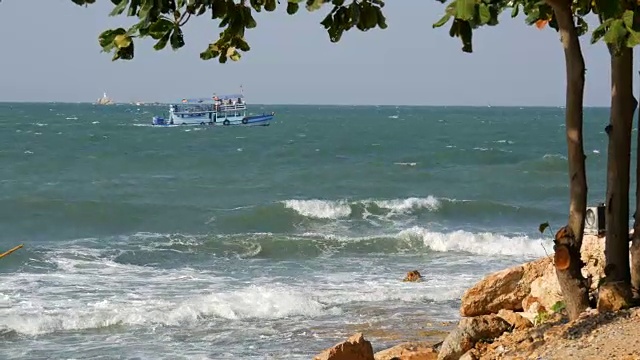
[{"left": 0, "top": 0, "right": 625, "bottom": 106}]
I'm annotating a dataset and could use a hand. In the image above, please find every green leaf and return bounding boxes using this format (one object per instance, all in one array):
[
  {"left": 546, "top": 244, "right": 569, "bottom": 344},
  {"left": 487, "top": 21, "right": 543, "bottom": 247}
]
[
  {"left": 487, "top": 6, "right": 499, "bottom": 26},
  {"left": 169, "top": 27, "right": 185, "bottom": 50},
  {"left": 349, "top": 2, "right": 360, "bottom": 26},
  {"left": 524, "top": 7, "right": 540, "bottom": 26},
  {"left": 591, "top": 19, "right": 611, "bottom": 44},
  {"left": 153, "top": 31, "right": 171, "bottom": 50},
  {"left": 623, "top": 10, "right": 634, "bottom": 28},
  {"left": 127, "top": 0, "right": 140, "bottom": 16},
  {"left": 114, "top": 34, "right": 132, "bottom": 48},
  {"left": 242, "top": 6, "right": 257, "bottom": 28},
  {"left": 627, "top": 28, "right": 640, "bottom": 47},
  {"left": 110, "top": 0, "right": 129, "bottom": 16},
  {"left": 576, "top": 16, "right": 588, "bottom": 37},
  {"left": 593, "top": 0, "right": 621, "bottom": 19},
  {"left": 433, "top": 13, "right": 452, "bottom": 28},
  {"left": 200, "top": 44, "right": 220, "bottom": 60},
  {"left": 510, "top": 4, "right": 519, "bottom": 18},
  {"left": 112, "top": 41, "right": 134, "bottom": 61},
  {"left": 603, "top": 19, "right": 627, "bottom": 45},
  {"left": 229, "top": 50, "right": 241, "bottom": 62},
  {"left": 264, "top": 0, "right": 276, "bottom": 12},
  {"left": 456, "top": 0, "right": 475, "bottom": 21},
  {"left": 538, "top": 222, "right": 549, "bottom": 234},
  {"left": 320, "top": 13, "right": 333, "bottom": 29},
  {"left": 375, "top": 7, "right": 387, "bottom": 29},
  {"left": 551, "top": 301, "right": 566, "bottom": 313},
  {"left": 575, "top": 0, "right": 591, "bottom": 16},
  {"left": 235, "top": 37, "right": 251, "bottom": 52},
  {"left": 148, "top": 18, "right": 174, "bottom": 39},
  {"left": 458, "top": 20, "right": 472, "bottom": 52},
  {"left": 478, "top": 3, "right": 490, "bottom": 25},
  {"left": 287, "top": 1, "right": 299, "bottom": 14},
  {"left": 98, "top": 28, "right": 126, "bottom": 52},
  {"left": 212, "top": 0, "right": 228, "bottom": 19}
]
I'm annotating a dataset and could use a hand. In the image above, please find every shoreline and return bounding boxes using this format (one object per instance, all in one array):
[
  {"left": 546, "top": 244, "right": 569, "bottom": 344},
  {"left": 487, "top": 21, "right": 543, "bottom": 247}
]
[{"left": 312, "top": 233, "right": 640, "bottom": 360}]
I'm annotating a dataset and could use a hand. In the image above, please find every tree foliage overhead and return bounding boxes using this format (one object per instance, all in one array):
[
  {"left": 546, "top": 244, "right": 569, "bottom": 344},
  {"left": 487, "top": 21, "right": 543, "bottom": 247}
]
[
  {"left": 432, "top": 0, "right": 640, "bottom": 54},
  {"left": 70, "top": 0, "right": 640, "bottom": 63},
  {"left": 70, "top": 0, "right": 388, "bottom": 63}
]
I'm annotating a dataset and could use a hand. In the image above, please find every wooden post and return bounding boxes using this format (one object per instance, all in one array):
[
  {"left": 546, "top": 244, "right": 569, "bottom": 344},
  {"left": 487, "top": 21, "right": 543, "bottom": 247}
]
[{"left": 0, "top": 244, "right": 23, "bottom": 259}]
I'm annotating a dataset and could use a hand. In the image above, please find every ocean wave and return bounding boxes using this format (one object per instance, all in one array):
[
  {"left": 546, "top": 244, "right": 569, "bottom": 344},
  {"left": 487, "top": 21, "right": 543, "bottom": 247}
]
[
  {"left": 398, "top": 226, "right": 550, "bottom": 258},
  {"left": 281, "top": 196, "right": 441, "bottom": 220},
  {"left": 112, "top": 227, "right": 551, "bottom": 261},
  {"left": 0, "top": 284, "right": 337, "bottom": 336}
]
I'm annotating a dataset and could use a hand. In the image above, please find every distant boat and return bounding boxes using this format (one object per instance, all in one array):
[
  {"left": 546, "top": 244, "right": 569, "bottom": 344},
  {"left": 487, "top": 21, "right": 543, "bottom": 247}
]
[
  {"left": 151, "top": 93, "right": 274, "bottom": 127},
  {"left": 96, "top": 92, "right": 114, "bottom": 105}
]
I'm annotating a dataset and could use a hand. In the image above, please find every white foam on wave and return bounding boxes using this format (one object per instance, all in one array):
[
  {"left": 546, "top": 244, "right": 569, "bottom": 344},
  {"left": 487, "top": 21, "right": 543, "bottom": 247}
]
[
  {"left": 374, "top": 197, "right": 440, "bottom": 214},
  {"left": 0, "top": 246, "right": 339, "bottom": 336},
  {"left": 282, "top": 196, "right": 441, "bottom": 220},
  {"left": 0, "top": 284, "right": 334, "bottom": 336},
  {"left": 283, "top": 199, "right": 352, "bottom": 219},
  {"left": 398, "top": 226, "right": 551, "bottom": 258}
]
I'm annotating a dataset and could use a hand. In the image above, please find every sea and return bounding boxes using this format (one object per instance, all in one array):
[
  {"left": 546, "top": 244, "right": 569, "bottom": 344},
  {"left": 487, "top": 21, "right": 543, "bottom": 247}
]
[{"left": 0, "top": 103, "right": 617, "bottom": 359}]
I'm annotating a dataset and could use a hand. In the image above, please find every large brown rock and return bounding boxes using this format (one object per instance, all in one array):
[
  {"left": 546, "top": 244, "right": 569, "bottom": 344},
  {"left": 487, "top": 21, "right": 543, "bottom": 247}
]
[
  {"left": 597, "top": 281, "right": 633, "bottom": 313},
  {"left": 526, "top": 260, "right": 563, "bottom": 311},
  {"left": 460, "top": 257, "right": 551, "bottom": 317},
  {"left": 313, "top": 333, "right": 375, "bottom": 360},
  {"left": 374, "top": 341, "right": 437, "bottom": 360},
  {"left": 437, "top": 315, "right": 511, "bottom": 360}
]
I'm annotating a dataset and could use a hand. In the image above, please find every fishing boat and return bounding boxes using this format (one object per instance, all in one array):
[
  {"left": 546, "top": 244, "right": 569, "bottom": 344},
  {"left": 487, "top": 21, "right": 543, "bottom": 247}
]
[{"left": 151, "top": 93, "right": 274, "bottom": 127}]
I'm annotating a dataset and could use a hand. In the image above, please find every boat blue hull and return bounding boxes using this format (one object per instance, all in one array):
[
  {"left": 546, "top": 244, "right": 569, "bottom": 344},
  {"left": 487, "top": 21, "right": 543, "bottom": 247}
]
[{"left": 151, "top": 113, "right": 274, "bottom": 127}]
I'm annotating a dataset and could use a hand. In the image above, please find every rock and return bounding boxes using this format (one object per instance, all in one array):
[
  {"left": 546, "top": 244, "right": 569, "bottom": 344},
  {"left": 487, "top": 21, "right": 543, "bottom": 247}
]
[
  {"left": 437, "top": 315, "right": 511, "bottom": 360},
  {"left": 460, "top": 257, "right": 551, "bottom": 317},
  {"left": 527, "top": 260, "right": 564, "bottom": 311},
  {"left": 313, "top": 333, "right": 375, "bottom": 360},
  {"left": 374, "top": 342, "right": 437, "bottom": 360},
  {"left": 581, "top": 234, "right": 606, "bottom": 291},
  {"left": 597, "top": 281, "right": 633, "bottom": 313},
  {"left": 458, "top": 350, "right": 478, "bottom": 360},
  {"left": 403, "top": 270, "right": 423, "bottom": 282},
  {"left": 497, "top": 309, "right": 533, "bottom": 330}
]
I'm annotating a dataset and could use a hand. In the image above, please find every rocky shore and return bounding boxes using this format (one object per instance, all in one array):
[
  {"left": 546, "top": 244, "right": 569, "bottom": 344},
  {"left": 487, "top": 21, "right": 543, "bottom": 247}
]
[{"left": 311, "top": 234, "right": 640, "bottom": 360}]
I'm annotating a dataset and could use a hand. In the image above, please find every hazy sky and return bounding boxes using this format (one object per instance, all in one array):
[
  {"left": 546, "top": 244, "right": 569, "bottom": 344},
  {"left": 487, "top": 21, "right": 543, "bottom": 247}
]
[{"left": 0, "top": 0, "right": 623, "bottom": 106}]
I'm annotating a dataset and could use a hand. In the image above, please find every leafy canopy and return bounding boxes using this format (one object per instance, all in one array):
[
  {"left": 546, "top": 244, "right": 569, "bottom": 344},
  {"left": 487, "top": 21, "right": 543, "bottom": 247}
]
[
  {"left": 431, "top": 0, "right": 640, "bottom": 54},
  {"left": 70, "top": 0, "right": 388, "bottom": 63},
  {"left": 67, "top": 0, "right": 640, "bottom": 62}
]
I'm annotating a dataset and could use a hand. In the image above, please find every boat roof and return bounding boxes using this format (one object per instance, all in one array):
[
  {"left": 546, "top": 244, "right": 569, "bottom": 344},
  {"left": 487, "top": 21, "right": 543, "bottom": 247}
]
[{"left": 176, "top": 94, "right": 244, "bottom": 104}]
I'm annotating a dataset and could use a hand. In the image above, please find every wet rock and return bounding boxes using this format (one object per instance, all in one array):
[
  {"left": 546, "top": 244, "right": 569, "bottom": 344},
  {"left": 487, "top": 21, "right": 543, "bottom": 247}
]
[
  {"left": 374, "top": 341, "right": 437, "bottom": 360},
  {"left": 313, "top": 333, "right": 375, "bottom": 360},
  {"left": 437, "top": 315, "right": 511, "bottom": 360},
  {"left": 403, "top": 270, "right": 423, "bottom": 282}
]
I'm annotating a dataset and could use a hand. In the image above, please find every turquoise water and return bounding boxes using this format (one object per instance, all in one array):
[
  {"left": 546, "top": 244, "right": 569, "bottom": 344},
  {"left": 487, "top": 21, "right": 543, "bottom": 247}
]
[{"left": 0, "top": 103, "right": 615, "bottom": 359}]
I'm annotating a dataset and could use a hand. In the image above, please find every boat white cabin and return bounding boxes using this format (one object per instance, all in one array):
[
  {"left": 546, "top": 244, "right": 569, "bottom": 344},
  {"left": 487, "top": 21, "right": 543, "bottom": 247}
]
[{"left": 152, "top": 94, "right": 273, "bottom": 127}]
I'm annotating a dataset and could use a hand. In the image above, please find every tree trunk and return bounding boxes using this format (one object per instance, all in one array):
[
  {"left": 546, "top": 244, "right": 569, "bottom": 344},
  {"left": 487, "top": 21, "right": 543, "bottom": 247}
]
[
  {"left": 547, "top": 1, "right": 590, "bottom": 320},
  {"left": 632, "top": 71, "right": 640, "bottom": 299},
  {"left": 605, "top": 45, "right": 634, "bottom": 288}
]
